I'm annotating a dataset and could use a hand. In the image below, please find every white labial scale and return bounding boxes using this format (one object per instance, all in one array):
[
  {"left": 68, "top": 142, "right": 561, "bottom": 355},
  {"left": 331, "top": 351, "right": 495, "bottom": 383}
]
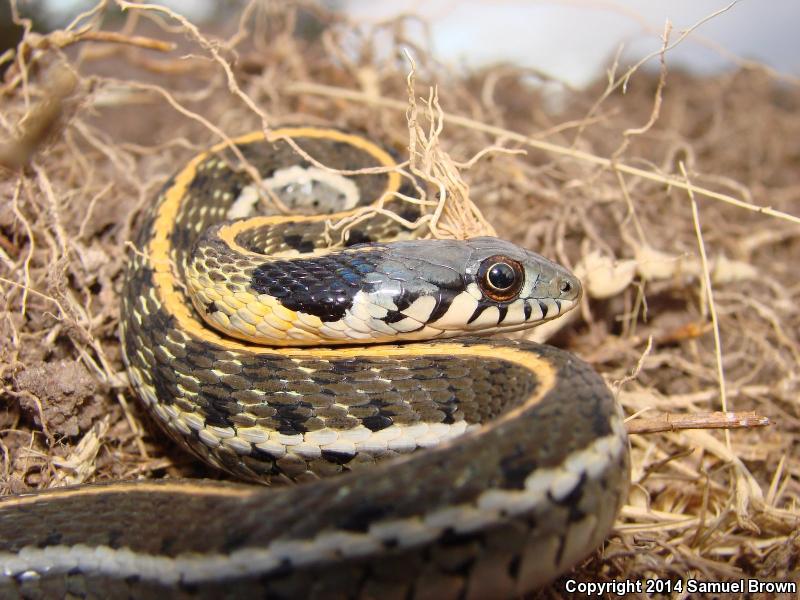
[
  {"left": 539, "top": 298, "right": 560, "bottom": 319},
  {"left": 422, "top": 505, "right": 464, "bottom": 530},
  {"left": 43, "top": 544, "right": 83, "bottom": 573},
  {"left": 414, "top": 422, "right": 462, "bottom": 448},
  {"left": 185, "top": 551, "right": 250, "bottom": 582},
  {"left": 523, "top": 466, "right": 564, "bottom": 507},
  {"left": 2, "top": 551, "right": 27, "bottom": 575},
  {"left": 504, "top": 299, "right": 526, "bottom": 324},
  {"left": 527, "top": 299, "right": 544, "bottom": 321},
  {"left": 469, "top": 305, "right": 500, "bottom": 329},
  {"left": 594, "top": 433, "right": 619, "bottom": 458},
  {"left": 96, "top": 545, "right": 126, "bottom": 574},
  {"left": 428, "top": 423, "right": 453, "bottom": 437},
  {"left": 465, "top": 282, "right": 482, "bottom": 301},
  {"left": 400, "top": 295, "right": 437, "bottom": 323},
  {"left": 431, "top": 292, "right": 479, "bottom": 329}
]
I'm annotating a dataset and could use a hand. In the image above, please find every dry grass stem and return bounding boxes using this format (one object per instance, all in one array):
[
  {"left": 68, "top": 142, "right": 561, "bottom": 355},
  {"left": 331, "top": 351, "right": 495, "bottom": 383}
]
[{"left": 626, "top": 411, "right": 771, "bottom": 435}]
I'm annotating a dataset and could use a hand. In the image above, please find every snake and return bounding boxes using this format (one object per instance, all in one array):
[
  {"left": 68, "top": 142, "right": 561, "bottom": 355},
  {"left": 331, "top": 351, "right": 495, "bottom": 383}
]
[{"left": 0, "top": 127, "right": 629, "bottom": 599}]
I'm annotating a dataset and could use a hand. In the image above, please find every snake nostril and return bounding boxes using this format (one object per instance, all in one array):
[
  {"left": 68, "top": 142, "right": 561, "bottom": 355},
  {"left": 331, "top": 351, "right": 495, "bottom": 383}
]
[{"left": 559, "top": 279, "right": 572, "bottom": 295}]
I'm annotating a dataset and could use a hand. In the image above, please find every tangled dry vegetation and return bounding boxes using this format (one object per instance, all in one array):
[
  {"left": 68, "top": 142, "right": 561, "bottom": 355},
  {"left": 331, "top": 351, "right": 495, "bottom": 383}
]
[{"left": 0, "top": 1, "right": 798, "bottom": 596}]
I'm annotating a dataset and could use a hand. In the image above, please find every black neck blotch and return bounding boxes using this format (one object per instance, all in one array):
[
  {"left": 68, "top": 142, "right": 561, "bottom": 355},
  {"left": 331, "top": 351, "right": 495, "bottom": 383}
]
[{"left": 250, "top": 252, "right": 381, "bottom": 322}]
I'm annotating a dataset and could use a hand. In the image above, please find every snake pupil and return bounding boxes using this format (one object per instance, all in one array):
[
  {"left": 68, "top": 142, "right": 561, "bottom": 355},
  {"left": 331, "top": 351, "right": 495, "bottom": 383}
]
[{"left": 487, "top": 263, "right": 516, "bottom": 291}]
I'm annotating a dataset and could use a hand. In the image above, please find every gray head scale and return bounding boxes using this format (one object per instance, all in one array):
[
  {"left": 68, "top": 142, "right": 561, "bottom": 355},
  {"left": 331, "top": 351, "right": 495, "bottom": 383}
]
[{"left": 361, "top": 236, "right": 582, "bottom": 339}]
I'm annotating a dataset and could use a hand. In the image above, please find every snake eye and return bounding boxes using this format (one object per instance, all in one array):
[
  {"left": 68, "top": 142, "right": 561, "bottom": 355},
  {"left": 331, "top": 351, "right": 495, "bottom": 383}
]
[{"left": 478, "top": 256, "right": 524, "bottom": 302}]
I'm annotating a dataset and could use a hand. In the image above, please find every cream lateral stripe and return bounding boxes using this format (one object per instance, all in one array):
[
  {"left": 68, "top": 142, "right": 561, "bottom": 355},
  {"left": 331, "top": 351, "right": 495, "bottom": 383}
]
[{"left": 0, "top": 429, "right": 624, "bottom": 585}]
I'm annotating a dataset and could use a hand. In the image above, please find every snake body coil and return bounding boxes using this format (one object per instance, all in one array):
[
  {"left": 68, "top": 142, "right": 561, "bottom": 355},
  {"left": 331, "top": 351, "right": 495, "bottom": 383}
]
[{"left": 0, "top": 128, "right": 629, "bottom": 599}]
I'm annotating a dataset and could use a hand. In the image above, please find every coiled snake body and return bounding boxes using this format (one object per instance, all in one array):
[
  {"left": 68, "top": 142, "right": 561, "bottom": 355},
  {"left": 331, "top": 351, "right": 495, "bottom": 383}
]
[{"left": 0, "top": 128, "right": 629, "bottom": 599}]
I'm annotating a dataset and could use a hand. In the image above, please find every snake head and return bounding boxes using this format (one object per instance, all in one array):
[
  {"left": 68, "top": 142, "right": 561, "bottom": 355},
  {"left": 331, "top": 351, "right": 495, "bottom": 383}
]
[
  {"left": 192, "top": 232, "right": 581, "bottom": 345},
  {"left": 358, "top": 236, "right": 582, "bottom": 340}
]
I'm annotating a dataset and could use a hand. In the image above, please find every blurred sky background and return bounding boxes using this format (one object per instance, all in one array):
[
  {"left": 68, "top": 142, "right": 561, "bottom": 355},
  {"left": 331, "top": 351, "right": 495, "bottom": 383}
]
[{"left": 10, "top": 0, "right": 800, "bottom": 87}]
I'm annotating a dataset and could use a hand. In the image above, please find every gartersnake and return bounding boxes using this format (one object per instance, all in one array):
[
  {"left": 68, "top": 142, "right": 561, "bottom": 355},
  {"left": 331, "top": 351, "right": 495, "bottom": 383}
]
[{"left": 0, "top": 127, "right": 629, "bottom": 599}]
